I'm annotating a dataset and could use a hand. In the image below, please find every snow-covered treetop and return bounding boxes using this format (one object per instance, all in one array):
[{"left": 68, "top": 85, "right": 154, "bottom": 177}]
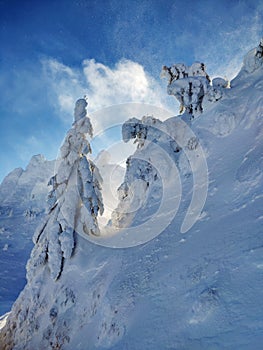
[
  {"left": 161, "top": 62, "right": 211, "bottom": 84},
  {"left": 73, "top": 97, "right": 88, "bottom": 124}
]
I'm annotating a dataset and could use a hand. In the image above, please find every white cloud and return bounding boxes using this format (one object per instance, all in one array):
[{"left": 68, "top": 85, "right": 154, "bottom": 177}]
[
  {"left": 42, "top": 59, "right": 85, "bottom": 118},
  {"left": 82, "top": 59, "right": 163, "bottom": 109},
  {"left": 42, "top": 57, "right": 176, "bottom": 129},
  {"left": 58, "top": 94, "right": 75, "bottom": 112}
]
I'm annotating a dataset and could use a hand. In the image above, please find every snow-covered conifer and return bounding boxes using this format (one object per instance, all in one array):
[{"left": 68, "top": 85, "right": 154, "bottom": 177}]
[
  {"left": 161, "top": 62, "right": 231, "bottom": 115},
  {"left": 161, "top": 62, "right": 211, "bottom": 116},
  {"left": 27, "top": 98, "right": 103, "bottom": 281}
]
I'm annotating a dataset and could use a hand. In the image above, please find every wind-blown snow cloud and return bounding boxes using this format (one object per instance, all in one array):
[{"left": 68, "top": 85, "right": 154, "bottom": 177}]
[
  {"left": 191, "top": 2, "right": 263, "bottom": 80},
  {"left": 83, "top": 59, "right": 165, "bottom": 109},
  {"left": 108, "top": 0, "right": 263, "bottom": 81},
  {"left": 42, "top": 58, "right": 175, "bottom": 127}
]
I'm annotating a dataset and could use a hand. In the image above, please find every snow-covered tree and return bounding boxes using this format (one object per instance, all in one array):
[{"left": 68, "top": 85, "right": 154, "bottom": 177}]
[
  {"left": 111, "top": 116, "right": 180, "bottom": 228},
  {"left": 29, "top": 98, "right": 103, "bottom": 280},
  {"left": 161, "top": 62, "right": 228, "bottom": 115},
  {"left": 121, "top": 115, "right": 172, "bottom": 149},
  {"left": 161, "top": 62, "right": 211, "bottom": 115}
]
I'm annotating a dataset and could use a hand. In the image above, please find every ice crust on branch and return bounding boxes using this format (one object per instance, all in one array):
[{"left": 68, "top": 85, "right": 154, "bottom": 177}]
[{"left": 29, "top": 98, "right": 103, "bottom": 280}]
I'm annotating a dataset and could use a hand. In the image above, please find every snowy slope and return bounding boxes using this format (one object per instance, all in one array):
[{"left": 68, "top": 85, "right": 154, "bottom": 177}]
[
  {"left": 0, "top": 155, "right": 55, "bottom": 315},
  {"left": 0, "top": 43, "right": 263, "bottom": 349}
]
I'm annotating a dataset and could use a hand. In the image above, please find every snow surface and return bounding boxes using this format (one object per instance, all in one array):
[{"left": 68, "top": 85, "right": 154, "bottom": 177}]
[
  {"left": 0, "top": 313, "right": 9, "bottom": 331},
  {"left": 1, "top": 41, "right": 263, "bottom": 349}
]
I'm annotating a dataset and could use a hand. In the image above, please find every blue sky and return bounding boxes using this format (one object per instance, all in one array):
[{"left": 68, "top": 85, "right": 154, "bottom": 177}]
[{"left": 0, "top": 0, "right": 262, "bottom": 181}]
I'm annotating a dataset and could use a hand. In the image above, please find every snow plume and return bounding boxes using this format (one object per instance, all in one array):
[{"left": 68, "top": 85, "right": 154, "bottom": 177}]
[
  {"left": 83, "top": 59, "right": 165, "bottom": 109},
  {"left": 42, "top": 58, "right": 173, "bottom": 128},
  {"left": 192, "top": 3, "right": 263, "bottom": 80}
]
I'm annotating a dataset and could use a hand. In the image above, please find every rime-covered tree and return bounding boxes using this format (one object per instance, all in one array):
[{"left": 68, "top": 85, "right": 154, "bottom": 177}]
[
  {"left": 111, "top": 116, "right": 180, "bottom": 228},
  {"left": 29, "top": 97, "right": 104, "bottom": 280},
  {"left": 161, "top": 62, "right": 228, "bottom": 116},
  {"left": 0, "top": 99, "right": 106, "bottom": 349}
]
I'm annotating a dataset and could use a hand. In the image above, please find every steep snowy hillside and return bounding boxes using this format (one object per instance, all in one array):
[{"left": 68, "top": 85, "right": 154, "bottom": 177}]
[
  {"left": 0, "top": 40, "right": 263, "bottom": 350},
  {"left": 0, "top": 151, "right": 124, "bottom": 316},
  {"left": 0, "top": 155, "right": 55, "bottom": 315}
]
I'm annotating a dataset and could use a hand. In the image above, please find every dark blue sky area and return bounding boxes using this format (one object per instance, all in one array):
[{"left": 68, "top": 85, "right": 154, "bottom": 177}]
[
  {"left": 2, "top": 0, "right": 260, "bottom": 69},
  {"left": 1, "top": 0, "right": 197, "bottom": 68},
  {"left": 0, "top": 0, "right": 262, "bottom": 180}
]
